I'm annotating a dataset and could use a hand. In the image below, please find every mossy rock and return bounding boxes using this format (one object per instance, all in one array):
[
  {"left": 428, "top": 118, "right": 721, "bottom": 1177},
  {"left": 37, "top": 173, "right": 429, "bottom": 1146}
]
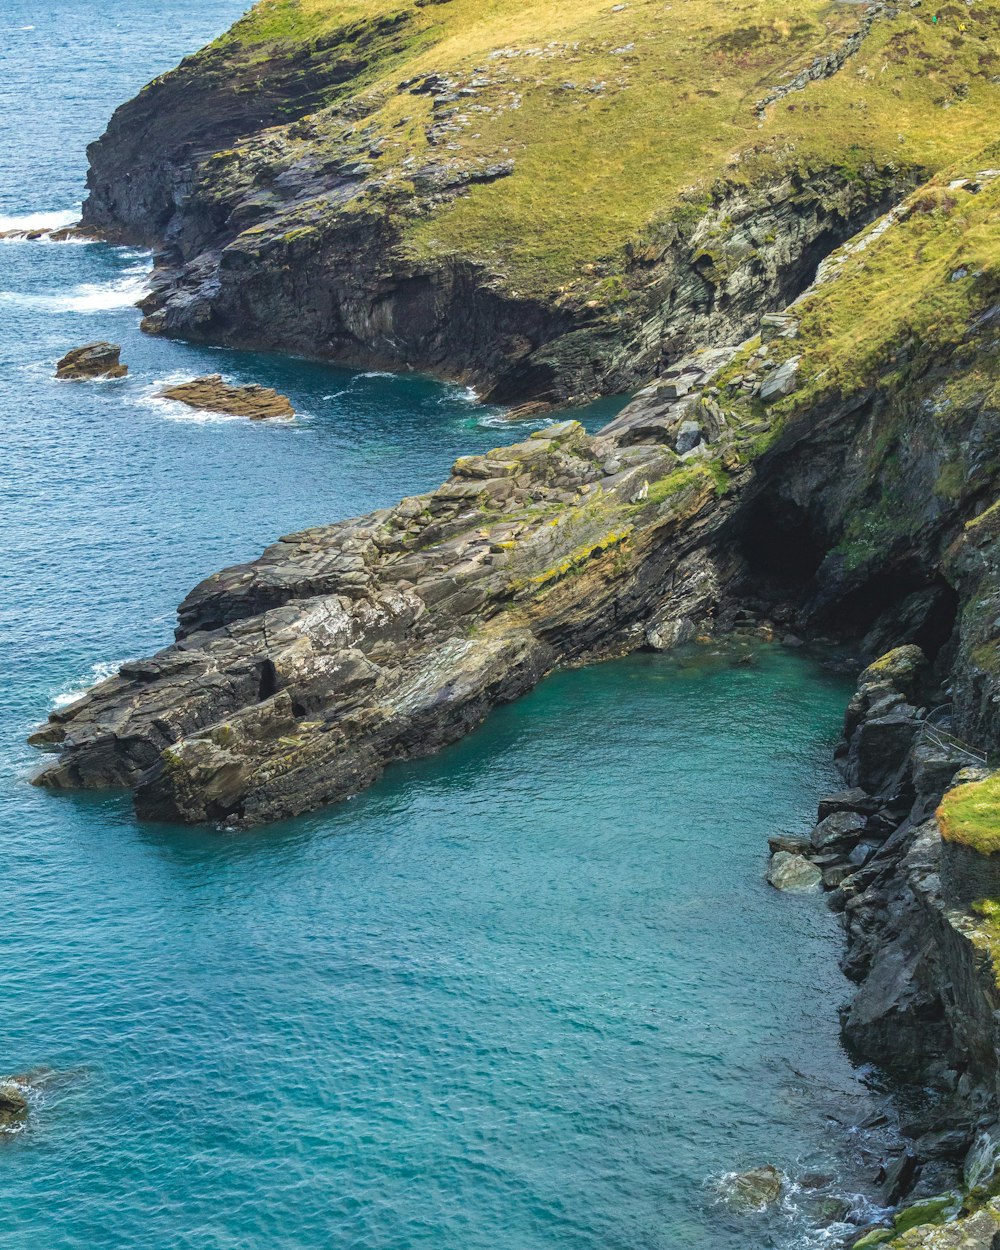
[
  {"left": 859, "top": 645, "right": 927, "bottom": 696},
  {"left": 0, "top": 1084, "right": 28, "bottom": 1128}
]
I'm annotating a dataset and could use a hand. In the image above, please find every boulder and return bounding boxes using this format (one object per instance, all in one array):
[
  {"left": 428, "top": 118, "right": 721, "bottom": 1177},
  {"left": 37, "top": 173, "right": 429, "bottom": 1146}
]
[
  {"left": 675, "top": 419, "right": 702, "bottom": 454},
  {"left": 55, "top": 341, "right": 127, "bottom": 380},
  {"left": 768, "top": 833, "right": 812, "bottom": 854},
  {"left": 822, "top": 862, "right": 853, "bottom": 890},
  {"left": 859, "top": 645, "right": 927, "bottom": 699},
  {"left": 158, "top": 375, "right": 294, "bottom": 420},
  {"left": 881, "top": 1150, "right": 919, "bottom": 1205},
  {"left": 759, "top": 356, "right": 800, "bottom": 402},
  {"left": 724, "top": 1164, "right": 784, "bottom": 1210},
  {"left": 817, "top": 787, "right": 879, "bottom": 821},
  {"left": 848, "top": 840, "right": 880, "bottom": 868},
  {"left": 767, "top": 851, "right": 822, "bottom": 890},
  {"left": 0, "top": 1084, "right": 28, "bottom": 1128},
  {"left": 811, "top": 809, "right": 867, "bottom": 850}
]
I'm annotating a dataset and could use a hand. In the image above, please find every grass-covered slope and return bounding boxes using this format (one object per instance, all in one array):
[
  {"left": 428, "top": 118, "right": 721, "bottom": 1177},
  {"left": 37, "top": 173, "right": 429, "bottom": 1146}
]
[
  {"left": 197, "top": 0, "right": 1000, "bottom": 287},
  {"left": 83, "top": 0, "right": 1000, "bottom": 400}
]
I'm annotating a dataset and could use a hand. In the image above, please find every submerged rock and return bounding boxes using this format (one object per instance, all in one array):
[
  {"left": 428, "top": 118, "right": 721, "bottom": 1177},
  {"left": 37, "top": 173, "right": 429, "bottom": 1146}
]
[
  {"left": 767, "top": 852, "right": 822, "bottom": 891},
  {"left": 723, "top": 1164, "right": 784, "bottom": 1210},
  {"left": 158, "top": 375, "right": 294, "bottom": 420},
  {"left": 55, "top": 341, "right": 128, "bottom": 380},
  {"left": 0, "top": 1083, "right": 28, "bottom": 1129}
]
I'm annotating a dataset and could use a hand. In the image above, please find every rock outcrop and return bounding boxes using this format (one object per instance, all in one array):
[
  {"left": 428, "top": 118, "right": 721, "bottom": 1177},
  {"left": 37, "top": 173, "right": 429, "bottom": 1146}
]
[
  {"left": 28, "top": 409, "right": 737, "bottom": 824},
  {"left": 55, "top": 342, "right": 128, "bottom": 380},
  {"left": 158, "top": 375, "right": 294, "bottom": 420}
]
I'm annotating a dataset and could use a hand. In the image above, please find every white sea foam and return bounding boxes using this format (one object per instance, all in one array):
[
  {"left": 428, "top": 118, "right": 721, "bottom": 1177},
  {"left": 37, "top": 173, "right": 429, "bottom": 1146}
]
[
  {"left": 478, "top": 410, "right": 550, "bottom": 431},
  {"left": 0, "top": 270, "right": 149, "bottom": 314},
  {"left": 0, "top": 207, "right": 78, "bottom": 234},
  {"left": 53, "top": 660, "right": 126, "bottom": 709}
]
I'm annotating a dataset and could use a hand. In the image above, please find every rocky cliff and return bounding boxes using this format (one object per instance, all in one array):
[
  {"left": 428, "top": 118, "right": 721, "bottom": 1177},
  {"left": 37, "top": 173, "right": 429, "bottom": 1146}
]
[{"left": 81, "top": 0, "right": 1000, "bottom": 402}]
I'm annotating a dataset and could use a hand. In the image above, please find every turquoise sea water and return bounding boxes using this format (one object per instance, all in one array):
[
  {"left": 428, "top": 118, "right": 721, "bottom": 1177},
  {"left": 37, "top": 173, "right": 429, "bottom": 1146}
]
[{"left": 2, "top": 5, "right": 888, "bottom": 1247}]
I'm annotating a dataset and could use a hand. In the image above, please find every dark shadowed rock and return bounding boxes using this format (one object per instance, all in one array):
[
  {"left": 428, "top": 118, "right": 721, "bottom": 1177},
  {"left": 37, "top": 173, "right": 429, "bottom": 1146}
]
[
  {"left": 811, "top": 809, "right": 867, "bottom": 850},
  {"left": 818, "top": 788, "right": 880, "bottom": 821},
  {"left": 158, "top": 375, "right": 294, "bottom": 420},
  {"left": 55, "top": 342, "right": 127, "bottom": 380}
]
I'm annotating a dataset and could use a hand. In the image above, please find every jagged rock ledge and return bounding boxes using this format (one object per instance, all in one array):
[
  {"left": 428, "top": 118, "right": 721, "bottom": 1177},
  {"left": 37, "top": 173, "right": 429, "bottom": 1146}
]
[
  {"left": 55, "top": 342, "right": 128, "bottom": 381},
  {"left": 157, "top": 375, "right": 294, "bottom": 420},
  {"left": 28, "top": 382, "right": 742, "bottom": 824}
]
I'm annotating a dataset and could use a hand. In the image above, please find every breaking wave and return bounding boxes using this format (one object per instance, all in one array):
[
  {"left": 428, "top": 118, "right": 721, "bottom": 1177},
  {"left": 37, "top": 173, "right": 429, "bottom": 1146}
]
[{"left": 0, "top": 207, "right": 78, "bottom": 233}]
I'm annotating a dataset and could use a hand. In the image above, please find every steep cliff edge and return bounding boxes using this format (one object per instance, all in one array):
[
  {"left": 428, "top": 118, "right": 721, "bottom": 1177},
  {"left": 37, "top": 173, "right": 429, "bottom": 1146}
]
[{"left": 81, "top": 0, "right": 1000, "bottom": 401}]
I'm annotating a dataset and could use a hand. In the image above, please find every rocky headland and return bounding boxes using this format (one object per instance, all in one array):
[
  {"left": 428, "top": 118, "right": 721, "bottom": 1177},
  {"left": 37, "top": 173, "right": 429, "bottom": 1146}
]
[
  {"left": 79, "top": 0, "right": 1000, "bottom": 404},
  {"left": 28, "top": 0, "right": 1000, "bottom": 1241}
]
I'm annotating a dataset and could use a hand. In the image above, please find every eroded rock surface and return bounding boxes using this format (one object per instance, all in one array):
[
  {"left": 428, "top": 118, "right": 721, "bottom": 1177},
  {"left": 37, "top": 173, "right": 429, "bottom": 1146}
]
[{"left": 29, "top": 403, "right": 739, "bottom": 824}]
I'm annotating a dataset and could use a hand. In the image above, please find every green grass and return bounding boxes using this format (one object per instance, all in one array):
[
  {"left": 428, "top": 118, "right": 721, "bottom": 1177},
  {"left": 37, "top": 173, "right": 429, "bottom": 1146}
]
[
  {"left": 938, "top": 772, "right": 1000, "bottom": 855},
  {"left": 182, "top": 0, "right": 1000, "bottom": 297}
]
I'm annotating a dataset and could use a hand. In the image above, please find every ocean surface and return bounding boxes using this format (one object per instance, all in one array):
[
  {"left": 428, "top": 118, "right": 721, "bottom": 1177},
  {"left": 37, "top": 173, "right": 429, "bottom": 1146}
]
[{"left": 1, "top": 4, "right": 889, "bottom": 1247}]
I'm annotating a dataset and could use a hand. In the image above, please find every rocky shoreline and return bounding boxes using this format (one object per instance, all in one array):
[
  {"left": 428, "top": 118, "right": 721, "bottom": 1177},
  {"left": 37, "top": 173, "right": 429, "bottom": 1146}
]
[{"left": 22, "top": 0, "right": 1000, "bottom": 1238}]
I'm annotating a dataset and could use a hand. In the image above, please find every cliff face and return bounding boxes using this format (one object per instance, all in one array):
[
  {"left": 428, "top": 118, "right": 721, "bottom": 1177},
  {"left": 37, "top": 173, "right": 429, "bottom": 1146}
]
[{"left": 81, "top": 0, "right": 1000, "bottom": 401}]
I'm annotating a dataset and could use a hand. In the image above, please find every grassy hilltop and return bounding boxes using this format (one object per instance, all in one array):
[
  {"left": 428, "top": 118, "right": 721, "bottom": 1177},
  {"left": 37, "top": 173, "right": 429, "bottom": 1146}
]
[
  {"left": 84, "top": 0, "right": 1000, "bottom": 396},
  {"left": 199, "top": 0, "right": 999, "bottom": 290}
]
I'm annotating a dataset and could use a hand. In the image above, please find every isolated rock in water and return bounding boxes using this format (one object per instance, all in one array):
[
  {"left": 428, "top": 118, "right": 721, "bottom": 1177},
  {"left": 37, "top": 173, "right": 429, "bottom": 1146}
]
[
  {"left": 158, "top": 375, "right": 294, "bottom": 420},
  {"left": 0, "top": 1084, "right": 28, "bottom": 1128},
  {"left": 55, "top": 341, "right": 127, "bottom": 380},
  {"left": 724, "top": 1165, "right": 784, "bottom": 1209},
  {"left": 767, "top": 852, "right": 822, "bottom": 891}
]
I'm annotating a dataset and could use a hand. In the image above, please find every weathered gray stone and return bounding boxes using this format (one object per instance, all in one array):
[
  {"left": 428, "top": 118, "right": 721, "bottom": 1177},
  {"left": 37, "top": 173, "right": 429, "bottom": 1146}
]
[
  {"left": 759, "top": 356, "right": 800, "bottom": 402},
  {"left": 767, "top": 851, "right": 823, "bottom": 890},
  {"left": 811, "top": 809, "right": 868, "bottom": 850},
  {"left": 675, "top": 420, "right": 702, "bottom": 454}
]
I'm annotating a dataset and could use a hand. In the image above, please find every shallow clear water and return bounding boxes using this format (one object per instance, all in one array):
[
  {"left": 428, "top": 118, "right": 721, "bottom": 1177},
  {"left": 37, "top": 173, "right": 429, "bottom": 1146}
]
[{"left": 2, "top": 5, "right": 884, "bottom": 1248}]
